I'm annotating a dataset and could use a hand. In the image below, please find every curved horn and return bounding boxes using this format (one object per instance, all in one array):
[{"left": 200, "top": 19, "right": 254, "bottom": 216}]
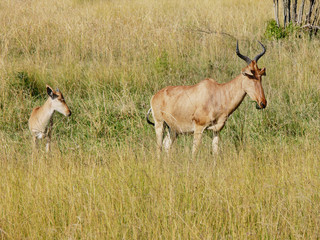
[
  {"left": 253, "top": 41, "right": 266, "bottom": 63},
  {"left": 236, "top": 41, "right": 252, "bottom": 65}
]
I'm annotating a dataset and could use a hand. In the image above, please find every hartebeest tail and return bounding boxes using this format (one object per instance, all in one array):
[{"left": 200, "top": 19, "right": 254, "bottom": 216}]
[
  {"left": 28, "top": 85, "right": 71, "bottom": 152},
  {"left": 146, "top": 108, "right": 154, "bottom": 126},
  {"left": 147, "top": 41, "right": 267, "bottom": 158}
]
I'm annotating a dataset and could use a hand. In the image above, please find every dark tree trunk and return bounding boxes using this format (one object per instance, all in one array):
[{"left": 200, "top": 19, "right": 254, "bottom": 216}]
[
  {"left": 283, "top": 0, "right": 288, "bottom": 27},
  {"left": 292, "top": 0, "right": 298, "bottom": 22},
  {"left": 288, "top": 0, "right": 291, "bottom": 22}
]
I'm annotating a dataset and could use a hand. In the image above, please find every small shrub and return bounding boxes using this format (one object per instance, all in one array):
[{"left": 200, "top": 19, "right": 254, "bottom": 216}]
[
  {"left": 264, "top": 20, "right": 286, "bottom": 40},
  {"left": 265, "top": 20, "right": 306, "bottom": 40}
]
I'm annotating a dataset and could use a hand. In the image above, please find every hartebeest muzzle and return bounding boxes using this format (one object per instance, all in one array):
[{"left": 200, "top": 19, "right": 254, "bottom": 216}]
[{"left": 256, "top": 100, "right": 267, "bottom": 109}]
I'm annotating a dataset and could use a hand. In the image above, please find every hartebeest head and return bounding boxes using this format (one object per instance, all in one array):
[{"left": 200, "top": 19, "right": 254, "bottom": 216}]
[
  {"left": 236, "top": 41, "right": 267, "bottom": 109},
  {"left": 47, "top": 85, "right": 71, "bottom": 116}
]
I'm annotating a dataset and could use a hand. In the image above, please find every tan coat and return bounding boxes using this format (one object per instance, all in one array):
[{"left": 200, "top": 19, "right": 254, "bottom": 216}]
[
  {"left": 148, "top": 41, "right": 267, "bottom": 158},
  {"left": 29, "top": 85, "right": 71, "bottom": 152}
]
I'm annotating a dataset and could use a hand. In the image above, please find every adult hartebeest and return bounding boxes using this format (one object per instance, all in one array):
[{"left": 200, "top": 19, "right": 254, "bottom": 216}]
[
  {"left": 147, "top": 41, "right": 267, "bottom": 157},
  {"left": 28, "top": 85, "right": 71, "bottom": 152}
]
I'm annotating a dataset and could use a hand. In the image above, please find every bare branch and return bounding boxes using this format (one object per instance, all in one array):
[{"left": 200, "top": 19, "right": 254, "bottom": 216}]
[
  {"left": 188, "top": 27, "right": 237, "bottom": 40},
  {"left": 301, "top": 24, "right": 320, "bottom": 30}
]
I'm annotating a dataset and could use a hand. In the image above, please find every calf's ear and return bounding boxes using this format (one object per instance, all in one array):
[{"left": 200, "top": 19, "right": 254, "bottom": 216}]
[{"left": 47, "top": 85, "right": 58, "bottom": 99}]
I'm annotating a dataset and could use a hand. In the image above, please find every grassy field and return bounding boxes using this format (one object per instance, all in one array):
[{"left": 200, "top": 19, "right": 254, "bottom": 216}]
[{"left": 1, "top": 0, "right": 320, "bottom": 238}]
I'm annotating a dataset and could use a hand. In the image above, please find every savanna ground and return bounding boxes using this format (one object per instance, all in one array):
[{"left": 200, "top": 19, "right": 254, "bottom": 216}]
[{"left": 0, "top": 0, "right": 320, "bottom": 239}]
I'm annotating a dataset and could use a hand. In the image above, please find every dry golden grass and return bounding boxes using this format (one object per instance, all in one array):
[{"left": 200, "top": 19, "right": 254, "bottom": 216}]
[{"left": 0, "top": 0, "right": 320, "bottom": 239}]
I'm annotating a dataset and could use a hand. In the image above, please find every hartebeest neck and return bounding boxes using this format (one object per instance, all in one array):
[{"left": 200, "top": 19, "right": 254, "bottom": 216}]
[
  {"left": 220, "top": 74, "right": 247, "bottom": 116},
  {"left": 35, "top": 98, "right": 55, "bottom": 131}
]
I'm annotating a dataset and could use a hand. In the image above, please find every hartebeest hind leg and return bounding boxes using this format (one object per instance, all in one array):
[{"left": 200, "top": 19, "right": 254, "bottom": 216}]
[
  {"left": 208, "top": 120, "right": 225, "bottom": 155},
  {"left": 163, "top": 128, "right": 177, "bottom": 153},
  {"left": 155, "top": 121, "right": 165, "bottom": 157}
]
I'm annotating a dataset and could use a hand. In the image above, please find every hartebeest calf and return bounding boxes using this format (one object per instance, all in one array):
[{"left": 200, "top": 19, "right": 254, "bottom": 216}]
[
  {"left": 28, "top": 85, "right": 71, "bottom": 152},
  {"left": 147, "top": 41, "right": 267, "bottom": 157}
]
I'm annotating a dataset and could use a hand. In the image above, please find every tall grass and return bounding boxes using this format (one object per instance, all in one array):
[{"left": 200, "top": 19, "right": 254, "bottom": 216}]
[{"left": 0, "top": 0, "right": 320, "bottom": 238}]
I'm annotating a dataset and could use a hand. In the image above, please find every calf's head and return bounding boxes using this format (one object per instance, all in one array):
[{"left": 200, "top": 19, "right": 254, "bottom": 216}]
[
  {"left": 236, "top": 41, "right": 267, "bottom": 109},
  {"left": 47, "top": 85, "right": 72, "bottom": 116}
]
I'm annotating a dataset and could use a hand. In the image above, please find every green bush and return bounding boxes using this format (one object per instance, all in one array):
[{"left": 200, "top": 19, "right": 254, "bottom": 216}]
[
  {"left": 264, "top": 20, "right": 286, "bottom": 40},
  {"left": 265, "top": 20, "right": 305, "bottom": 40}
]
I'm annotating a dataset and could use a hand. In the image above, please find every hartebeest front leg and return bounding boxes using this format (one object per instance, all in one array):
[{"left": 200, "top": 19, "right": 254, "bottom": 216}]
[
  {"left": 45, "top": 135, "right": 51, "bottom": 153},
  {"left": 45, "top": 118, "right": 53, "bottom": 152},
  {"left": 46, "top": 132, "right": 51, "bottom": 152},
  {"left": 192, "top": 125, "right": 205, "bottom": 158},
  {"left": 212, "top": 132, "right": 219, "bottom": 154}
]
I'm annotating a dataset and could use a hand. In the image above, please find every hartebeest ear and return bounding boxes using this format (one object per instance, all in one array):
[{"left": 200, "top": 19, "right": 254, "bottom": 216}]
[
  {"left": 47, "top": 85, "right": 58, "bottom": 99},
  {"left": 241, "top": 68, "right": 254, "bottom": 77},
  {"left": 260, "top": 68, "right": 266, "bottom": 76}
]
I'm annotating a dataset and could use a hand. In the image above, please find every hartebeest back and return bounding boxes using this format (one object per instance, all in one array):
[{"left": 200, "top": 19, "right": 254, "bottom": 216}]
[
  {"left": 147, "top": 41, "right": 267, "bottom": 157},
  {"left": 28, "top": 85, "right": 71, "bottom": 152}
]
